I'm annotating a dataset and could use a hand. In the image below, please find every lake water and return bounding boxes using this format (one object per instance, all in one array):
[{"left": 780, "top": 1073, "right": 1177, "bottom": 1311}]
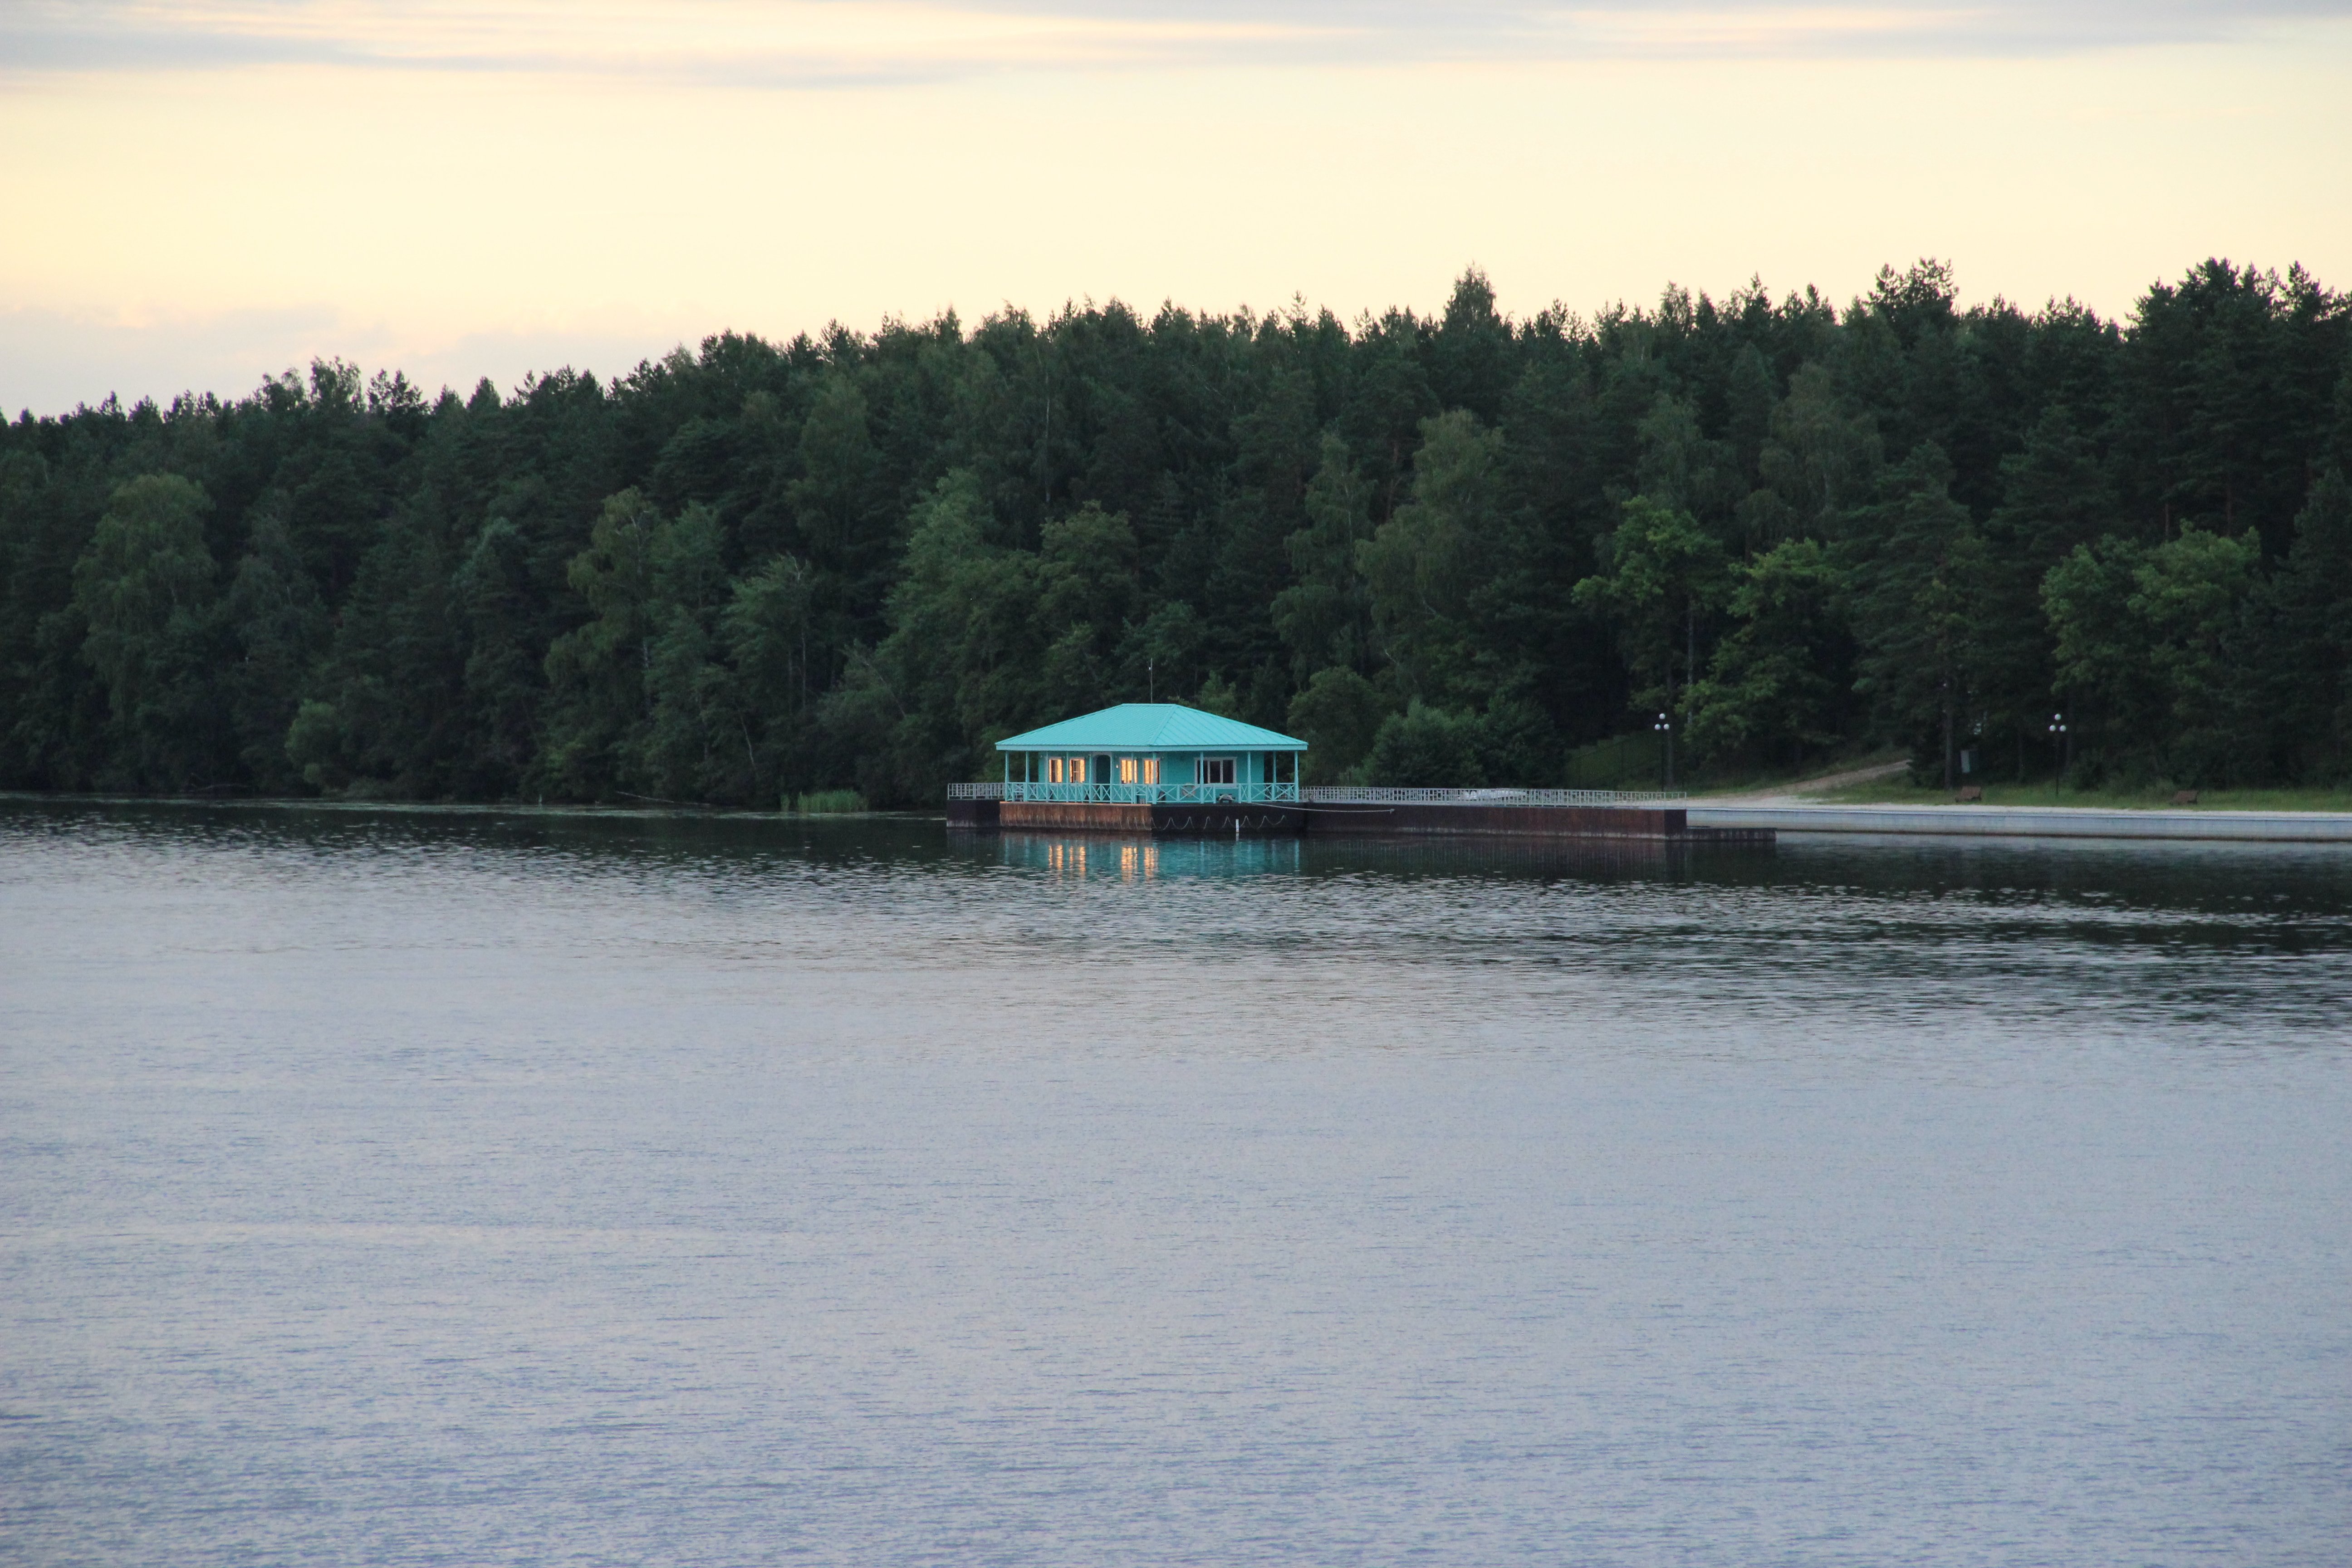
[{"left": 3, "top": 799, "right": 2347, "bottom": 1566}]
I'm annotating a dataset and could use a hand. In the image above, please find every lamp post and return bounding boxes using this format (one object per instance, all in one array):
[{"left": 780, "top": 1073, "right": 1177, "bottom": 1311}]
[
  {"left": 1654, "top": 711, "right": 1675, "bottom": 789},
  {"left": 2046, "top": 712, "right": 2068, "bottom": 799}
]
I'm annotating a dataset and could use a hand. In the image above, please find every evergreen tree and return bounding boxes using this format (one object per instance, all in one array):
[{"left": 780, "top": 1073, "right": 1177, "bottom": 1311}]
[
  {"left": 2267, "top": 469, "right": 2352, "bottom": 779},
  {"left": 71, "top": 475, "right": 229, "bottom": 789},
  {"left": 223, "top": 500, "right": 328, "bottom": 792},
  {"left": 535, "top": 488, "right": 663, "bottom": 798},
  {"left": 1686, "top": 539, "right": 1852, "bottom": 770},
  {"left": 1975, "top": 406, "right": 2113, "bottom": 774},
  {"left": 1358, "top": 410, "right": 1509, "bottom": 707},
  {"left": 1844, "top": 444, "right": 1983, "bottom": 784},
  {"left": 0, "top": 260, "right": 2342, "bottom": 801},
  {"left": 1572, "top": 495, "right": 1732, "bottom": 726},
  {"left": 2044, "top": 537, "right": 2156, "bottom": 779}
]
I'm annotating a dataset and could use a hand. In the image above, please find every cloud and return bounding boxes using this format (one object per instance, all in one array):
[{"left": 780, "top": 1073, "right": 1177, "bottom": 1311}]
[
  {"left": 0, "top": 1, "right": 1340, "bottom": 87},
  {"left": 0, "top": 304, "right": 694, "bottom": 419},
  {"left": 5, "top": 0, "right": 2346, "bottom": 86}
]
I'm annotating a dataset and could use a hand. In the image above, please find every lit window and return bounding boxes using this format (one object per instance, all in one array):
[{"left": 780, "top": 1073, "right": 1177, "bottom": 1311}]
[
  {"left": 1118, "top": 758, "right": 1138, "bottom": 784},
  {"left": 1200, "top": 756, "right": 1235, "bottom": 785},
  {"left": 1048, "top": 757, "right": 1064, "bottom": 784},
  {"left": 1142, "top": 758, "right": 1160, "bottom": 784},
  {"left": 1069, "top": 757, "right": 1087, "bottom": 783}
]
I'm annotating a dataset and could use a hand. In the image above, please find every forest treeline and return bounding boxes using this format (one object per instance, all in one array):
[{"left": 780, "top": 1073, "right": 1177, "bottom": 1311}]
[{"left": 4, "top": 259, "right": 2349, "bottom": 805}]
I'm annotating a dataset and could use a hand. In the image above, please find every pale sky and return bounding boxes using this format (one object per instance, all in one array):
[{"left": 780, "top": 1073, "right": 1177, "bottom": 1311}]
[{"left": 4, "top": 1, "right": 2349, "bottom": 416}]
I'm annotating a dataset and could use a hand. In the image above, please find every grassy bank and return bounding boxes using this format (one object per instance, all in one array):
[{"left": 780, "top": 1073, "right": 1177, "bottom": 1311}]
[
  {"left": 785, "top": 789, "right": 869, "bottom": 815},
  {"left": 1813, "top": 778, "right": 2352, "bottom": 812},
  {"left": 1566, "top": 735, "right": 1911, "bottom": 798},
  {"left": 1676, "top": 750, "right": 1908, "bottom": 799}
]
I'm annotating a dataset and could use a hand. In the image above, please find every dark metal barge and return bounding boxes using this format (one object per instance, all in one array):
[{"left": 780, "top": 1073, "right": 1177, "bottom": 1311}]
[{"left": 947, "top": 786, "right": 1771, "bottom": 845}]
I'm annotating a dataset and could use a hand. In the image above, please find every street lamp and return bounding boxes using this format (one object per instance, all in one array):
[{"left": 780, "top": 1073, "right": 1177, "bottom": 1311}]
[
  {"left": 1653, "top": 710, "right": 1675, "bottom": 789},
  {"left": 2046, "top": 712, "right": 2068, "bottom": 799}
]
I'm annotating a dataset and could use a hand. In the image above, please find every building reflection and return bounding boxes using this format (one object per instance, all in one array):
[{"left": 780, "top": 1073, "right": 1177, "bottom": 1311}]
[
  {"left": 997, "top": 828, "right": 1770, "bottom": 885},
  {"left": 1003, "top": 833, "right": 1304, "bottom": 880}
]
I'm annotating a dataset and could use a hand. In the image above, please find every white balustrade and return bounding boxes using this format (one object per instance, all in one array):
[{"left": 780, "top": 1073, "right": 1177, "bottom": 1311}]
[
  {"left": 1301, "top": 786, "right": 1686, "bottom": 806},
  {"left": 948, "top": 782, "right": 1687, "bottom": 806},
  {"left": 976, "top": 781, "right": 1302, "bottom": 804}
]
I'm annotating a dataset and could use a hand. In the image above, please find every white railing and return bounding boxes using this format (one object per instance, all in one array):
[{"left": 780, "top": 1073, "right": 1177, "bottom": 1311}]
[
  {"left": 1302, "top": 787, "right": 1687, "bottom": 806},
  {"left": 949, "top": 782, "right": 1687, "bottom": 806},
  {"left": 948, "top": 781, "right": 1300, "bottom": 804}
]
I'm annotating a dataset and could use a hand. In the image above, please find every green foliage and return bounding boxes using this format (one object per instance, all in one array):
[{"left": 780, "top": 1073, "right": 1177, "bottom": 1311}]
[
  {"left": 536, "top": 487, "right": 664, "bottom": 797},
  {"left": 72, "top": 474, "right": 227, "bottom": 789},
  {"left": 224, "top": 501, "right": 328, "bottom": 792},
  {"left": 1358, "top": 410, "right": 1508, "bottom": 705},
  {"left": 1286, "top": 666, "right": 1391, "bottom": 781},
  {"left": 452, "top": 518, "right": 545, "bottom": 794},
  {"left": 1751, "top": 363, "right": 1882, "bottom": 542},
  {"left": 1572, "top": 495, "right": 1731, "bottom": 715},
  {"left": 2045, "top": 535, "right": 2156, "bottom": 767},
  {"left": 633, "top": 500, "right": 738, "bottom": 799},
  {"left": 865, "top": 470, "right": 1046, "bottom": 798},
  {"left": 0, "top": 259, "right": 2345, "bottom": 802},
  {"left": 2046, "top": 525, "right": 2267, "bottom": 784},
  {"left": 1972, "top": 406, "right": 2115, "bottom": 767},
  {"left": 2267, "top": 468, "right": 2352, "bottom": 779},
  {"left": 1190, "top": 672, "right": 1242, "bottom": 718},
  {"left": 1271, "top": 436, "right": 1376, "bottom": 679},
  {"left": 1364, "top": 701, "right": 1487, "bottom": 787},
  {"left": 1561, "top": 731, "right": 1669, "bottom": 791},
  {"left": 722, "top": 550, "right": 816, "bottom": 791},
  {"left": 1685, "top": 539, "right": 1850, "bottom": 768},
  {"left": 1843, "top": 443, "right": 1984, "bottom": 780},
  {"left": 786, "top": 788, "right": 866, "bottom": 814},
  {"left": 2127, "top": 526, "right": 2265, "bottom": 784}
]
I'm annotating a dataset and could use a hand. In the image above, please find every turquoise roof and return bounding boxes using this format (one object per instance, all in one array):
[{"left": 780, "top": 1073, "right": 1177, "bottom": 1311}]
[{"left": 997, "top": 703, "right": 1306, "bottom": 752}]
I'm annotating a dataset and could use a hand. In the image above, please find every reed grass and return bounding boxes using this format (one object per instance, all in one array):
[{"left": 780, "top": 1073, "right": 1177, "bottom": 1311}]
[{"left": 785, "top": 789, "right": 868, "bottom": 815}]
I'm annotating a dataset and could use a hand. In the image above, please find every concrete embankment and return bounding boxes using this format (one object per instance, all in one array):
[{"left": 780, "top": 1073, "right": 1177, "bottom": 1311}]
[{"left": 1687, "top": 803, "right": 2352, "bottom": 843}]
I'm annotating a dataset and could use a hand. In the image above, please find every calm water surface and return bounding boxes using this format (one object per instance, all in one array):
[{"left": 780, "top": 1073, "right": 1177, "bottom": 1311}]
[{"left": 3, "top": 800, "right": 2348, "bottom": 1566}]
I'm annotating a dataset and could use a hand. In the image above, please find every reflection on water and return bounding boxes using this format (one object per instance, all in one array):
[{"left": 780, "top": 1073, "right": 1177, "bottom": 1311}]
[
  {"left": 1004, "top": 832, "right": 1304, "bottom": 881},
  {"left": 999, "top": 828, "right": 1751, "bottom": 883},
  {"left": 2, "top": 797, "right": 2349, "bottom": 1568}
]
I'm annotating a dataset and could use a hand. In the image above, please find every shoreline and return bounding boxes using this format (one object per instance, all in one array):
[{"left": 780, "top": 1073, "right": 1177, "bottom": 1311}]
[
  {"left": 10, "top": 789, "right": 2352, "bottom": 844},
  {"left": 1688, "top": 802, "right": 2352, "bottom": 842}
]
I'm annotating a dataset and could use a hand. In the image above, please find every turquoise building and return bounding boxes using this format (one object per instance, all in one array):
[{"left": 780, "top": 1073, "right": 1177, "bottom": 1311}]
[{"left": 996, "top": 704, "right": 1306, "bottom": 803}]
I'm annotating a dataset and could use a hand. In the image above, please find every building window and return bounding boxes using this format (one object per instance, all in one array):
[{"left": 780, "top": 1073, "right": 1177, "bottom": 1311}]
[
  {"left": 1118, "top": 757, "right": 1138, "bottom": 784},
  {"left": 1200, "top": 756, "right": 1236, "bottom": 785},
  {"left": 1069, "top": 756, "right": 1087, "bottom": 783},
  {"left": 1142, "top": 758, "right": 1160, "bottom": 784},
  {"left": 1048, "top": 757, "right": 1064, "bottom": 784}
]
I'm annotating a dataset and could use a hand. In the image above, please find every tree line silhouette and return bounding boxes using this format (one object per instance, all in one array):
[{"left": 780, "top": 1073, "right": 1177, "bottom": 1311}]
[{"left": 3, "top": 259, "right": 2347, "bottom": 804}]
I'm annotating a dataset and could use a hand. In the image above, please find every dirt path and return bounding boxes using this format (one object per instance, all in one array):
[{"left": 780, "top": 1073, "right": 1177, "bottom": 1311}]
[{"left": 1702, "top": 759, "right": 1910, "bottom": 804}]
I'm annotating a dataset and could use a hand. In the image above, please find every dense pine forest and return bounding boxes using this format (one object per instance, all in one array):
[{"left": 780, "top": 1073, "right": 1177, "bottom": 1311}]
[{"left": 4, "top": 260, "right": 2348, "bottom": 805}]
